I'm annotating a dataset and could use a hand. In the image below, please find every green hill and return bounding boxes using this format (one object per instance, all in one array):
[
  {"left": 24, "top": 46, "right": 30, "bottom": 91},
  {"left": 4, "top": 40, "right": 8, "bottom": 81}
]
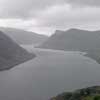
[{"left": 50, "top": 86, "right": 100, "bottom": 100}]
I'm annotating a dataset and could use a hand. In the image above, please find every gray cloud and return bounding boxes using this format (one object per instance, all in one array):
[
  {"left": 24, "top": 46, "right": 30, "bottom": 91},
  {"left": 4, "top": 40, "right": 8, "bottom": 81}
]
[
  {"left": 0, "top": 0, "right": 100, "bottom": 19},
  {"left": 0, "top": 0, "right": 65, "bottom": 18},
  {"left": 67, "top": 0, "right": 100, "bottom": 7},
  {"left": 34, "top": 5, "right": 100, "bottom": 27},
  {"left": 0, "top": 0, "right": 100, "bottom": 35}
]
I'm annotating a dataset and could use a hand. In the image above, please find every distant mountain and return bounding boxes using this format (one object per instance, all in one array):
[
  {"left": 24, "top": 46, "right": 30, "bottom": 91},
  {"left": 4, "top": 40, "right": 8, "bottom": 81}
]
[
  {"left": 39, "top": 29, "right": 100, "bottom": 63},
  {"left": 0, "top": 27, "right": 48, "bottom": 46},
  {"left": 50, "top": 86, "right": 100, "bottom": 100},
  {"left": 0, "top": 30, "right": 35, "bottom": 71},
  {"left": 39, "top": 29, "right": 100, "bottom": 51}
]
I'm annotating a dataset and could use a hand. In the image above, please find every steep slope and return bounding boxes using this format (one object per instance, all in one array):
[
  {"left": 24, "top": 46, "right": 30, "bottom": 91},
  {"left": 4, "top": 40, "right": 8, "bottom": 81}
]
[
  {"left": 0, "top": 30, "right": 35, "bottom": 71},
  {"left": 39, "top": 29, "right": 100, "bottom": 51},
  {"left": 0, "top": 27, "right": 48, "bottom": 46}
]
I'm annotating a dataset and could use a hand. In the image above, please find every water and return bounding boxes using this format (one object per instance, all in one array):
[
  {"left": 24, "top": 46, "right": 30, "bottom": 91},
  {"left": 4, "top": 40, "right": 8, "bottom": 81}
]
[{"left": 0, "top": 46, "right": 100, "bottom": 100}]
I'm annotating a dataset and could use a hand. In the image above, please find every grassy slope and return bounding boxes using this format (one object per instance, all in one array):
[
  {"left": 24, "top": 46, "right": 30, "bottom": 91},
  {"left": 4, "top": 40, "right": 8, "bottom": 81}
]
[{"left": 51, "top": 86, "right": 100, "bottom": 100}]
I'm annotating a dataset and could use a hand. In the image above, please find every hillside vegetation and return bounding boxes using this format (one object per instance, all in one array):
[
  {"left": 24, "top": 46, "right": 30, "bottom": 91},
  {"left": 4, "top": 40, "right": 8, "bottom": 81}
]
[{"left": 51, "top": 86, "right": 100, "bottom": 100}]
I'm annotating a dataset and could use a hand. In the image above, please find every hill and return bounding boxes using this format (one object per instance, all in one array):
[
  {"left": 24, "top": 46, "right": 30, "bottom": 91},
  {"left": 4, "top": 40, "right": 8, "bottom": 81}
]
[
  {"left": 39, "top": 29, "right": 100, "bottom": 63},
  {"left": 39, "top": 29, "right": 100, "bottom": 51},
  {"left": 0, "top": 27, "right": 48, "bottom": 46},
  {"left": 50, "top": 86, "right": 100, "bottom": 100},
  {"left": 0, "top": 30, "right": 35, "bottom": 71}
]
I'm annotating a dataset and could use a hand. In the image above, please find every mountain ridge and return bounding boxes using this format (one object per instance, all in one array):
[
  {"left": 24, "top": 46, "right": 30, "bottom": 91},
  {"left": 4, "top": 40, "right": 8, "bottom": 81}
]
[
  {"left": 0, "top": 30, "right": 35, "bottom": 71},
  {"left": 39, "top": 28, "right": 100, "bottom": 63},
  {"left": 0, "top": 27, "right": 48, "bottom": 46}
]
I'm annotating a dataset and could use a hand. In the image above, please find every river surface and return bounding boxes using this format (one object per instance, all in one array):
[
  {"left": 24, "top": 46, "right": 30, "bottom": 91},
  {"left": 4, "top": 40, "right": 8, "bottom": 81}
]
[{"left": 0, "top": 45, "right": 100, "bottom": 100}]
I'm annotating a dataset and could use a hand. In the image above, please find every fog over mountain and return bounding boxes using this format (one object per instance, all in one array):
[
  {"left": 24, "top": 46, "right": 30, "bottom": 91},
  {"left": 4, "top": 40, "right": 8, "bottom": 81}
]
[
  {"left": 0, "top": 27, "right": 48, "bottom": 46},
  {"left": 0, "top": 30, "right": 35, "bottom": 71}
]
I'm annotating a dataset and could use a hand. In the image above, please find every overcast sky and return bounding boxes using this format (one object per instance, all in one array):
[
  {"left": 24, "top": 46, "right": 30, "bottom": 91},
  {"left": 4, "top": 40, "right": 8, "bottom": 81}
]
[{"left": 0, "top": 0, "right": 100, "bottom": 35}]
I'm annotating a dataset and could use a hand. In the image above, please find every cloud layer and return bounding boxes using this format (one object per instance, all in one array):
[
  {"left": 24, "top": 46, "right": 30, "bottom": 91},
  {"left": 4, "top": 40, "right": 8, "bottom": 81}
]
[
  {"left": 1, "top": 0, "right": 100, "bottom": 19},
  {"left": 67, "top": 0, "right": 100, "bottom": 7},
  {"left": 0, "top": 0, "right": 65, "bottom": 18},
  {"left": 0, "top": 0, "right": 100, "bottom": 35}
]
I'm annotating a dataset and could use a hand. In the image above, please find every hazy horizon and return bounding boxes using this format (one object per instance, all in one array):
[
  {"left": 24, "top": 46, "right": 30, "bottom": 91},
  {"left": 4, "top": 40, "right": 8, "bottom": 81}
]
[{"left": 1, "top": 26, "right": 100, "bottom": 36}]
